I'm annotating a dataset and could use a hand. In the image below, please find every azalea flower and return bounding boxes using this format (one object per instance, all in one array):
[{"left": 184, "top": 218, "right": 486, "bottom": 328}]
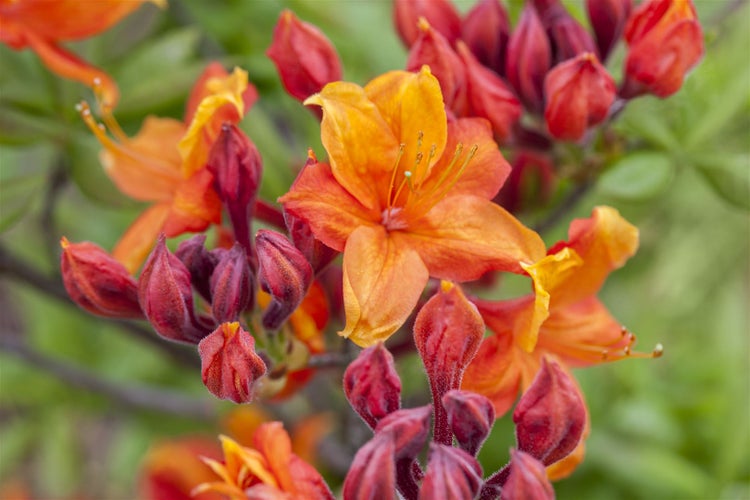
[
  {"left": 462, "top": 206, "right": 662, "bottom": 478},
  {"left": 280, "top": 67, "right": 545, "bottom": 347},
  {"left": 79, "top": 63, "right": 257, "bottom": 273},
  {"left": 0, "top": 0, "right": 165, "bottom": 108}
]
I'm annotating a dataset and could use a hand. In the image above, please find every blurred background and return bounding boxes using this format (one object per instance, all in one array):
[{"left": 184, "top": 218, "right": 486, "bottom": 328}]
[{"left": 0, "top": 1, "right": 747, "bottom": 498}]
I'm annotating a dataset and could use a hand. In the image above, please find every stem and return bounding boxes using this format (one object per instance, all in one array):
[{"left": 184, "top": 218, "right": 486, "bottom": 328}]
[
  {"left": 395, "top": 458, "right": 422, "bottom": 500},
  {"left": 479, "top": 464, "right": 510, "bottom": 500},
  {"left": 254, "top": 199, "right": 287, "bottom": 230},
  {"left": 532, "top": 180, "right": 593, "bottom": 235}
]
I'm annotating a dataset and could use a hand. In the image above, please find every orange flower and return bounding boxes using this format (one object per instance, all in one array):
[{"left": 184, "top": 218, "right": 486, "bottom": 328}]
[
  {"left": 80, "top": 63, "right": 257, "bottom": 273},
  {"left": 194, "top": 424, "right": 333, "bottom": 500},
  {"left": 0, "top": 0, "right": 164, "bottom": 108},
  {"left": 280, "top": 67, "right": 545, "bottom": 346},
  {"left": 463, "top": 206, "right": 662, "bottom": 478}
]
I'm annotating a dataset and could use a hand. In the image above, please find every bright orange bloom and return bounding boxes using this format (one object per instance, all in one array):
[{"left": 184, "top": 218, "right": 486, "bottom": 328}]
[
  {"left": 194, "top": 424, "right": 333, "bottom": 500},
  {"left": 463, "top": 206, "right": 662, "bottom": 478},
  {"left": 280, "top": 67, "right": 545, "bottom": 346},
  {"left": 0, "top": 0, "right": 164, "bottom": 108},
  {"left": 80, "top": 63, "right": 257, "bottom": 273}
]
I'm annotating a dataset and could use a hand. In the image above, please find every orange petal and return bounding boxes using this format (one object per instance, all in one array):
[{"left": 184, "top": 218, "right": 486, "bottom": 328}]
[
  {"left": 402, "top": 195, "right": 546, "bottom": 280},
  {"left": 112, "top": 202, "right": 170, "bottom": 274},
  {"left": 304, "top": 81, "right": 399, "bottom": 211},
  {"left": 340, "top": 225, "right": 429, "bottom": 347},
  {"left": 162, "top": 169, "right": 222, "bottom": 237},
  {"left": 217, "top": 435, "right": 277, "bottom": 488},
  {"left": 462, "top": 332, "right": 522, "bottom": 418},
  {"left": 279, "top": 160, "right": 379, "bottom": 251},
  {"left": 252, "top": 423, "right": 294, "bottom": 492},
  {"left": 185, "top": 62, "right": 258, "bottom": 126}
]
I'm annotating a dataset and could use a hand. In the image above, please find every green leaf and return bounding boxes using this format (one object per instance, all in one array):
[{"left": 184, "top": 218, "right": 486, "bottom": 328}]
[
  {"left": 618, "top": 99, "right": 681, "bottom": 152},
  {"left": 598, "top": 152, "right": 675, "bottom": 201},
  {"left": 0, "top": 145, "right": 52, "bottom": 232},
  {"left": 693, "top": 154, "right": 750, "bottom": 211},
  {"left": 66, "top": 134, "right": 134, "bottom": 207}
]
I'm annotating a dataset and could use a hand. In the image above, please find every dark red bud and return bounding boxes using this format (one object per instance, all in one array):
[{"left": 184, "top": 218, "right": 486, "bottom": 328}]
[
  {"left": 375, "top": 406, "right": 432, "bottom": 461},
  {"left": 443, "top": 389, "right": 495, "bottom": 456},
  {"left": 393, "top": 0, "right": 462, "bottom": 47},
  {"left": 197, "top": 322, "right": 267, "bottom": 403},
  {"left": 406, "top": 19, "right": 468, "bottom": 114},
  {"left": 342, "top": 434, "right": 397, "bottom": 500},
  {"left": 514, "top": 358, "right": 586, "bottom": 466},
  {"left": 461, "top": 0, "right": 510, "bottom": 75},
  {"left": 587, "top": 0, "right": 633, "bottom": 61},
  {"left": 138, "top": 235, "right": 211, "bottom": 344},
  {"left": 266, "top": 9, "right": 343, "bottom": 102},
  {"left": 60, "top": 237, "right": 142, "bottom": 319},
  {"left": 505, "top": 4, "right": 551, "bottom": 113},
  {"left": 209, "top": 243, "right": 253, "bottom": 323},
  {"left": 537, "top": 3, "right": 598, "bottom": 62},
  {"left": 256, "top": 229, "right": 313, "bottom": 331},
  {"left": 414, "top": 282, "right": 484, "bottom": 445},
  {"left": 457, "top": 41, "right": 521, "bottom": 142},
  {"left": 344, "top": 343, "right": 402, "bottom": 429},
  {"left": 544, "top": 52, "right": 616, "bottom": 141},
  {"left": 175, "top": 234, "right": 217, "bottom": 302},
  {"left": 501, "top": 449, "right": 555, "bottom": 500},
  {"left": 419, "top": 443, "right": 483, "bottom": 500},
  {"left": 495, "top": 150, "right": 556, "bottom": 213}
]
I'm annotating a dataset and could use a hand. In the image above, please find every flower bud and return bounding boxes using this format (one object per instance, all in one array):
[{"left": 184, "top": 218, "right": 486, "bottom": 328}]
[
  {"left": 344, "top": 343, "right": 402, "bottom": 429},
  {"left": 138, "top": 235, "right": 211, "bottom": 344},
  {"left": 175, "top": 234, "right": 217, "bottom": 302},
  {"left": 587, "top": 0, "right": 633, "bottom": 61},
  {"left": 256, "top": 229, "right": 313, "bottom": 331},
  {"left": 513, "top": 358, "right": 585, "bottom": 466},
  {"left": 209, "top": 243, "right": 253, "bottom": 323},
  {"left": 461, "top": 0, "right": 510, "bottom": 75},
  {"left": 414, "top": 283, "right": 485, "bottom": 444},
  {"left": 284, "top": 211, "right": 338, "bottom": 275},
  {"left": 406, "top": 19, "right": 467, "bottom": 114},
  {"left": 266, "top": 10, "right": 343, "bottom": 102},
  {"left": 495, "top": 150, "right": 556, "bottom": 213},
  {"left": 393, "top": 0, "right": 461, "bottom": 47},
  {"left": 544, "top": 52, "right": 616, "bottom": 141},
  {"left": 197, "top": 322, "right": 267, "bottom": 403},
  {"left": 505, "top": 4, "right": 551, "bottom": 113},
  {"left": 442, "top": 389, "right": 495, "bottom": 456},
  {"left": 419, "top": 444, "right": 482, "bottom": 500},
  {"left": 457, "top": 41, "right": 521, "bottom": 142},
  {"left": 501, "top": 449, "right": 555, "bottom": 500},
  {"left": 342, "top": 434, "right": 396, "bottom": 500},
  {"left": 621, "top": 0, "right": 704, "bottom": 98},
  {"left": 375, "top": 406, "right": 432, "bottom": 461},
  {"left": 535, "top": 2, "right": 598, "bottom": 62},
  {"left": 60, "top": 237, "right": 142, "bottom": 319}
]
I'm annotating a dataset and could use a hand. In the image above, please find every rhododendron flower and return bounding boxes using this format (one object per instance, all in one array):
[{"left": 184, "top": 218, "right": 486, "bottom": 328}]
[
  {"left": 463, "top": 206, "right": 662, "bottom": 478},
  {"left": 0, "top": 0, "right": 164, "bottom": 108},
  {"left": 80, "top": 63, "right": 257, "bottom": 272},
  {"left": 280, "top": 67, "right": 545, "bottom": 346}
]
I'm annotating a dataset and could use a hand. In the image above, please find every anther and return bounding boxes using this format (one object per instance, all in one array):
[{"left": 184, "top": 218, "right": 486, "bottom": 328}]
[{"left": 653, "top": 343, "right": 664, "bottom": 358}]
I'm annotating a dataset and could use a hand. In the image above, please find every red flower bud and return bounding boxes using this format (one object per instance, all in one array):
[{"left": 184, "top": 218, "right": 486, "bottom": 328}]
[
  {"left": 198, "top": 322, "right": 267, "bottom": 403},
  {"left": 505, "top": 5, "right": 551, "bottom": 113},
  {"left": 284, "top": 212, "right": 338, "bottom": 275},
  {"left": 342, "top": 434, "right": 397, "bottom": 500},
  {"left": 535, "top": 2, "right": 598, "bottom": 62},
  {"left": 621, "top": 0, "right": 703, "bottom": 98},
  {"left": 266, "top": 10, "right": 343, "bottom": 102},
  {"left": 543, "top": 52, "right": 616, "bottom": 141},
  {"left": 138, "top": 235, "right": 211, "bottom": 344},
  {"left": 414, "top": 282, "right": 484, "bottom": 445},
  {"left": 442, "top": 389, "right": 495, "bottom": 456},
  {"left": 406, "top": 19, "right": 467, "bottom": 114},
  {"left": 344, "top": 343, "right": 402, "bottom": 429},
  {"left": 495, "top": 150, "right": 556, "bottom": 213},
  {"left": 393, "top": 0, "right": 461, "bottom": 47},
  {"left": 209, "top": 243, "right": 253, "bottom": 323},
  {"left": 587, "top": 0, "right": 633, "bottom": 61},
  {"left": 375, "top": 406, "right": 432, "bottom": 461},
  {"left": 59, "top": 237, "right": 142, "bottom": 319},
  {"left": 501, "top": 449, "right": 555, "bottom": 500},
  {"left": 419, "top": 444, "right": 483, "bottom": 500},
  {"left": 256, "top": 229, "right": 313, "bottom": 331},
  {"left": 513, "top": 358, "right": 586, "bottom": 466},
  {"left": 175, "top": 234, "right": 217, "bottom": 303},
  {"left": 457, "top": 41, "right": 521, "bottom": 142},
  {"left": 461, "top": 0, "right": 510, "bottom": 75}
]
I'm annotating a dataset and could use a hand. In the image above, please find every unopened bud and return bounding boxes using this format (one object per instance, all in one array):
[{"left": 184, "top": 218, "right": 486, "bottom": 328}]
[
  {"left": 267, "top": 10, "right": 343, "bottom": 102},
  {"left": 209, "top": 243, "right": 253, "bottom": 322},
  {"left": 60, "top": 237, "right": 142, "bottom": 318},
  {"left": 175, "top": 234, "right": 217, "bottom": 302},
  {"left": 514, "top": 358, "right": 586, "bottom": 466},
  {"left": 587, "top": 0, "right": 633, "bottom": 61},
  {"left": 505, "top": 5, "right": 551, "bottom": 113},
  {"left": 342, "top": 434, "right": 396, "bottom": 500},
  {"left": 501, "top": 449, "right": 555, "bottom": 500},
  {"left": 198, "top": 322, "right": 267, "bottom": 403},
  {"left": 544, "top": 52, "right": 616, "bottom": 141},
  {"left": 138, "top": 235, "right": 211, "bottom": 344},
  {"left": 461, "top": 0, "right": 510, "bottom": 75},
  {"left": 393, "top": 0, "right": 461, "bottom": 47},
  {"left": 419, "top": 444, "right": 482, "bottom": 500},
  {"left": 375, "top": 406, "right": 432, "bottom": 461},
  {"left": 284, "top": 212, "right": 338, "bottom": 275},
  {"left": 344, "top": 343, "right": 402, "bottom": 429},
  {"left": 442, "top": 389, "right": 495, "bottom": 456},
  {"left": 256, "top": 229, "right": 313, "bottom": 331},
  {"left": 536, "top": 2, "right": 598, "bottom": 62}
]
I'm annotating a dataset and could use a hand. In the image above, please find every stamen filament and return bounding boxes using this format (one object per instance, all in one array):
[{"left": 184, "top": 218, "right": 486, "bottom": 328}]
[{"left": 386, "top": 144, "right": 406, "bottom": 211}]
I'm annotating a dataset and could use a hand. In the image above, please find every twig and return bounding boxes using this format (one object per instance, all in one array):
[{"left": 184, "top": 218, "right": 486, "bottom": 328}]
[
  {"left": 40, "top": 160, "right": 68, "bottom": 267},
  {"left": 0, "top": 334, "right": 217, "bottom": 421},
  {"left": 307, "top": 351, "right": 352, "bottom": 369}
]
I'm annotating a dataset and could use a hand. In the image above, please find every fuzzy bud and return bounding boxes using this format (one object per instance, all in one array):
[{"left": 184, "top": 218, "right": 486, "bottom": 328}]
[
  {"left": 419, "top": 444, "right": 483, "bottom": 500},
  {"left": 393, "top": 0, "right": 461, "bottom": 47},
  {"left": 505, "top": 4, "right": 551, "bottom": 113},
  {"left": 443, "top": 389, "right": 495, "bottom": 456},
  {"left": 501, "top": 449, "right": 555, "bottom": 500},
  {"left": 461, "top": 0, "right": 510, "bottom": 75},
  {"left": 375, "top": 406, "right": 432, "bottom": 461},
  {"left": 536, "top": 2, "right": 598, "bottom": 62},
  {"left": 344, "top": 343, "right": 402, "bottom": 429},
  {"left": 209, "top": 243, "right": 253, "bottom": 322},
  {"left": 284, "top": 212, "right": 338, "bottom": 275},
  {"left": 587, "top": 0, "right": 633, "bottom": 61},
  {"left": 342, "top": 434, "right": 397, "bottom": 500},
  {"left": 175, "top": 235, "right": 217, "bottom": 303}
]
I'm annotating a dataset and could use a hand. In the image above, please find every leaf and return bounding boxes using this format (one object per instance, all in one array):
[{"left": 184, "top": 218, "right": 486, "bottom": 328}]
[
  {"left": 66, "top": 134, "right": 134, "bottom": 207},
  {"left": 598, "top": 152, "right": 675, "bottom": 201},
  {"left": 618, "top": 99, "right": 681, "bottom": 152},
  {"left": 693, "top": 154, "right": 750, "bottom": 211}
]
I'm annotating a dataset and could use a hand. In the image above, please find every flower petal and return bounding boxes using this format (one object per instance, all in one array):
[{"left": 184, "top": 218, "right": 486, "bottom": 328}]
[
  {"left": 162, "top": 169, "right": 222, "bottom": 237},
  {"left": 340, "top": 225, "right": 429, "bottom": 347},
  {"left": 253, "top": 423, "right": 294, "bottom": 492},
  {"left": 112, "top": 203, "right": 171, "bottom": 274},
  {"left": 402, "top": 195, "right": 546, "bottom": 280},
  {"left": 462, "top": 332, "right": 522, "bottom": 418}
]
